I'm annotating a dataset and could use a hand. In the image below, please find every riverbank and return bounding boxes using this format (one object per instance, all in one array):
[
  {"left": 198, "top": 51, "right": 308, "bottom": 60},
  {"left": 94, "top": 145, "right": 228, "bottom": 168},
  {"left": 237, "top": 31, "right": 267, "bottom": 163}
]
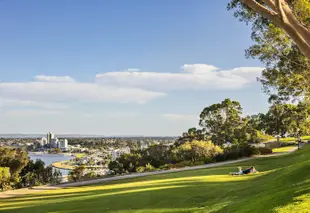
[
  {"left": 51, "top": 160, "right": 104, "bottom": 170},
  {"left": 51, "top": 160, "right": 75, "bottom": 170}
]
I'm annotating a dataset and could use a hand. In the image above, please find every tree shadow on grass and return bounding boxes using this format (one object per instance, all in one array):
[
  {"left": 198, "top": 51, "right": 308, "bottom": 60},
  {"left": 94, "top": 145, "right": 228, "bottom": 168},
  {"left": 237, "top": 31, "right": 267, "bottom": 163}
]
[
  {"left": 0, "top": 170, "right": 276, "bottom": 213},
  {"left": 2, "top": 149, "right": 310, "bottom": 213}
]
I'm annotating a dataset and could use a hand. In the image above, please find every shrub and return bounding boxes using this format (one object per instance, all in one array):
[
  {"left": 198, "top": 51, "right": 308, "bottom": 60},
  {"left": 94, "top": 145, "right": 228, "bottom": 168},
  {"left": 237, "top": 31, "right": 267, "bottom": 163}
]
[
  {"left": 145, "top": 163, "right": 156, "bottom": 172},
  {"left": 136, "top": 166, "right": 145, "bottom": 173},
  {"left": 68, "top": 166, "right": 86, "bottom": 182},
  {"left": 0, "top": 167, "right": 11, "bottom": 191},
  {"left": 216, "top": 144, "right": 259, "bottom": 161},
  {"left": 258, "top": 147, "right": 273, "bottom": 155},
  {"left": 255, "top": 131, "right": 274, "bottom": 143},
  {"left": 174, "top": 140, "right": 223, "bottom": 163},
  {"left": 159, "top": 164, "right": 170, "bottom": 170}
]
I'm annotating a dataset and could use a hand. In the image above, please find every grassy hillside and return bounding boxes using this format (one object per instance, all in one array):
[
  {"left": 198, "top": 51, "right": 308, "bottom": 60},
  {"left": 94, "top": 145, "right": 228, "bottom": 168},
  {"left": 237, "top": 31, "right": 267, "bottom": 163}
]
[{"left": 1, "top": 146, "right": 310, "bottom": 213}]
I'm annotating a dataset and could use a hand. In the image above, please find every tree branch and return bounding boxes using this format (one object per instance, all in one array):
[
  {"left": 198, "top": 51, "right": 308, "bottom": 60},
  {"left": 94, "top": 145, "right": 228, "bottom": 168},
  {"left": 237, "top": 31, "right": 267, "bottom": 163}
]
[
  {"left": 275, "top": 0, "right": 286, "bottom": 22},
  {"left": 262, "top": 0, "right": 277, "bottom": 12},
  {"left": 243, "top": 0, "right": 310, "bottom": 60},
  {"left": 242, "top": 0, "right": 280, "bottom": 22},
  {"left": 281, "top": 2, "right": 310, "bottom": 45}
]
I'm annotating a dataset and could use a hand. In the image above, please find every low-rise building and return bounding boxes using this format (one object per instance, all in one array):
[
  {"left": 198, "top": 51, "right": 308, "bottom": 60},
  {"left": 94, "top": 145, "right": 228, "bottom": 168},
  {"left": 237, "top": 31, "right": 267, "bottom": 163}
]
[{"left": 59, "top": 139, "right": 68, "bottom": 151}]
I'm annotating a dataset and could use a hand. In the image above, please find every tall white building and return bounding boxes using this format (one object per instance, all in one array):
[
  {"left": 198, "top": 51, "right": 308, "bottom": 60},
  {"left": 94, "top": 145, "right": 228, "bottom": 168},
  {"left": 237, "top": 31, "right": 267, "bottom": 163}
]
[{"left": 47, "top": 132, "right": 55, "bottom": 145}]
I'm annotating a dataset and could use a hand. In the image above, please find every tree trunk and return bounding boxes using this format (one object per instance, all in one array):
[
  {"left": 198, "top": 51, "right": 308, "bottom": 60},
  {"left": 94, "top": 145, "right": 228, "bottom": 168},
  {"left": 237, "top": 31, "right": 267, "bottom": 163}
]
[{"left": 242, "top": 0, "right": 310, "bottom": 60}]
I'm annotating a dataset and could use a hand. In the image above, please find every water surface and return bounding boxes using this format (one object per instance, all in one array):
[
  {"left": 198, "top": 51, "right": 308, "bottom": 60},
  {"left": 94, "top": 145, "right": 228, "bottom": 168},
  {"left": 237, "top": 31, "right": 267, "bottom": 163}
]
[{"left": 28, "top": 153, "right": 74, "bottom": 176}]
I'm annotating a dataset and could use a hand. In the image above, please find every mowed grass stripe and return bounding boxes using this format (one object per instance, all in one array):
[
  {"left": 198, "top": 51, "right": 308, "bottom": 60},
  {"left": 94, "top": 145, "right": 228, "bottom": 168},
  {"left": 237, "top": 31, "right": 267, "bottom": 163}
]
[{"left": 1, "top": 146, "right": 310, "bottom": 213}]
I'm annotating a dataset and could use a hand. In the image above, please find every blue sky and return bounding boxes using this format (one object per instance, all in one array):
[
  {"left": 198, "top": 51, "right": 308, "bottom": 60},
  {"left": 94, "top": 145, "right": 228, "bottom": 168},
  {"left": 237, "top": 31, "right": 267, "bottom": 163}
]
[{"left": 0, "top": 0, "right": 269, "bottom": 136}]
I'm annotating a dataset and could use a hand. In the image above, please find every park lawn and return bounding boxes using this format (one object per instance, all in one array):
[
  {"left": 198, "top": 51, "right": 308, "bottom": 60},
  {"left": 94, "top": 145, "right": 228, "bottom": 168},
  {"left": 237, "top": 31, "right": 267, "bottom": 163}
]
[
  {"left": 1, "top": 146, "right": 310, "bottom": 213},
  {"left": 272, "top": 146, "right": 297, "bottom": 153}
]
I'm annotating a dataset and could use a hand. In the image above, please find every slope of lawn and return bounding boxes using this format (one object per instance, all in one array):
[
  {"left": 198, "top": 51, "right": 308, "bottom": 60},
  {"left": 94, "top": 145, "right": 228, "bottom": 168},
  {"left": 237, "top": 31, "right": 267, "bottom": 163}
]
[{"left": 1, "top": 146, "right": 310, "bottom": 213}]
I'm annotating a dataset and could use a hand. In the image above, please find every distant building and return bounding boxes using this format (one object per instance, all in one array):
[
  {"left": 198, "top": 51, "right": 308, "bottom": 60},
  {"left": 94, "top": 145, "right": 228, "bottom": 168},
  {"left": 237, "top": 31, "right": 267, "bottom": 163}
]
[
  {"left": 139, "top": 141, "right": 149, "bottom": 150},
  {"left": 41, "top": 137, "right": 48, "bottom": 146},
  {"left": 50, "top": 138, "right": 59, "bottom": 148},
  {"left": 110, "top": 147, "right": 130, "bottom": 161},
  {"left": 47, "top": 132, "right": 55, "bottom": 145},
  {"left": 59, "top": 139, "right": 68, "bottom": 151}
]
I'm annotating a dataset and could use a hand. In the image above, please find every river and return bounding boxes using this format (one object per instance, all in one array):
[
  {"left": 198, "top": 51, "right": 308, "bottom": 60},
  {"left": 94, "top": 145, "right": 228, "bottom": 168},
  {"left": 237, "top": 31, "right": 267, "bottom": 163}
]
[{"left": 28, "top": 152, "right": 74, "bottom": 176}]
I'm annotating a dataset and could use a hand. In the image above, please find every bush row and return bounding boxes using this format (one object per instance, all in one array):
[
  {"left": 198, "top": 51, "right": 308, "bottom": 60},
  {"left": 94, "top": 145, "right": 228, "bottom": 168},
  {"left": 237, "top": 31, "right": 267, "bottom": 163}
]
[{"left": 108, "top": 141, "right": 273, "bottom": 175}]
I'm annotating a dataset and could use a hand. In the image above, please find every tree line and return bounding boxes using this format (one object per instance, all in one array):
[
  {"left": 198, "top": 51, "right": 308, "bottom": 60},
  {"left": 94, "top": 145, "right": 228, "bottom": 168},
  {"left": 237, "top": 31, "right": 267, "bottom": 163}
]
[{"left": 0, "top": 147, "right": 61, "bottom": 191}]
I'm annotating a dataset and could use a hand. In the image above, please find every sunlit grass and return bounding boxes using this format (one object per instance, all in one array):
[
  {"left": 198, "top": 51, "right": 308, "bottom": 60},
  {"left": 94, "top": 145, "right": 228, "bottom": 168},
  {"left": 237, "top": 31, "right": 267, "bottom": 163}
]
[
  {"left": 273, "top": 146, "right": 297, "bottom": 153},
  {"left": 1, "top": 146, "right": 310, "bottom": 212},
  {"left": 52, "top": 160, "right": 75, "bottom": 170},
  {"left": 279, "top": 136, "right": 310, "bottom": 143}
]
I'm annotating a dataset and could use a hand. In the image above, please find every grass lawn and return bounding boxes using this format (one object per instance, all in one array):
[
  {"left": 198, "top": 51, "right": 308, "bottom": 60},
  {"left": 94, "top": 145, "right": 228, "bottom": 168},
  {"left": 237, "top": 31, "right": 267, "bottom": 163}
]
[
  {"left": 272, "top": 146, "right": 297, "bottom": 153},
  {"left": 280, "top": 136, "right": 310, "bottom": 143},
  {"left": 2, "top": 146, "right": 310, "bottom": 213}
]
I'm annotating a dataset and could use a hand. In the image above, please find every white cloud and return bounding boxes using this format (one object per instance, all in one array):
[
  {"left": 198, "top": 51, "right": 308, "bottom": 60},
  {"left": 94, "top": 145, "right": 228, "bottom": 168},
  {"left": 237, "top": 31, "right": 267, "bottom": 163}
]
[
  {"left": 0, "top": 64, "right": 263, "bottom": 117},
  {"left": 96, "top": 64, "right": 263, "bottom": 91},
  {"left": 34, "top": 75, "right": 75, "bottom": 82},
  {"left": 163, "top": 113, "right": 198, "bottom": 121},
  {"left": 0, "top": 78, "right": 166, "bottom": 105}
]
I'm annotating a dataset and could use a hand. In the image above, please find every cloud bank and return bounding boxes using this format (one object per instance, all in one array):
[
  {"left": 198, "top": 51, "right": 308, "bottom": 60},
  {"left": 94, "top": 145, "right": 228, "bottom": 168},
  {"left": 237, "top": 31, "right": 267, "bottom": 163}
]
[
  {"left": 96, "top": 64, "right": 263, "bottom": 90},
  {"left": 0, "top": 64, "right": 262, "bottom": 115}
]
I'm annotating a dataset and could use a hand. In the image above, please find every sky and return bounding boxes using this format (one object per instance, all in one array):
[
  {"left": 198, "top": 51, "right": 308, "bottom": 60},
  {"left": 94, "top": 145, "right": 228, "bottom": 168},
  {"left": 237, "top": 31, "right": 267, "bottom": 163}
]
[{"left": 0, "top": 0, "right": 269, "bottom": 136}]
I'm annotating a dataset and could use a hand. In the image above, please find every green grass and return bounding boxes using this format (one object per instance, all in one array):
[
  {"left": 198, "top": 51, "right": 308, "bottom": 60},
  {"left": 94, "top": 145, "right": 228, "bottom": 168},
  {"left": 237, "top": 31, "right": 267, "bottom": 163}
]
[
  {"left": 272, "top": 146, "right": 297, "bottom": 153},
  {"left": 280, "top": 136, "right": 310, "bottom": 143},
  {"left": 2, "top": 146, "right": 310, "bottom": 213}
]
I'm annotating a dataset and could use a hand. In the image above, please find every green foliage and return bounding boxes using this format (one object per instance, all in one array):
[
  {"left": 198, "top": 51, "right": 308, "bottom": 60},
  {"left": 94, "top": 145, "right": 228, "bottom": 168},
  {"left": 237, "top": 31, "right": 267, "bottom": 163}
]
[
  {"left": 199, "top": 98, "right": 258, "bottom": 145},
  {"left": 174, "top": 140, "right": 223, "bottom": 163},
  {"left": 19, "top": 159, "right": 62, "bottom": 187},
  {"left": 118, "top": 153, "right": 142, "bottom": 173},
  {"left": 228, "top": 0, "right": 310, "bottom": 100},
  {"left": 0, "top": 147, "right": 29, "bottom": 188},
  {"left": 69, "top": 166, "right": 86, "bottom": 182},
  {"left": 215, "top": 144, "right": 259, "bottom": 162},
  {"left": 144, "top": 163, "right": 156, "bottom": 172},
  {"left": 199, "top": 99, "right": 243, "bottom": 145},
  {"left": 142, "top": 144, "right": 174, "bottom": 168},
  {"left": 258, "top": 147, "right": 273, "bottom": 155},
  {"left": 136, "top": 166, "right": 145, "bottom": 173},
  {"left": 0, "top": 167, "right": 11, "bottom": 191},
  {"left": 176, "top": 127, "right": 206, "bottom": 145},
  {"left": 108, "top": 161, "right": 124, "bottom": 174},
  {"left": 255, "top": 131, "right": 274, "bottom": 143}
]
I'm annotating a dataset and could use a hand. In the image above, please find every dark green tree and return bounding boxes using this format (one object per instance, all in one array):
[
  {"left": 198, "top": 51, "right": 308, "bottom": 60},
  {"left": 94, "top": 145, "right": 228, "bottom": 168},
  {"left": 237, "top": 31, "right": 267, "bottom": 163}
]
[
  {"left": 176, "top": 127, "right": 206, "bottom": 145},
  {"left": 199, "top": 99, "right": 244, "bottom": 145},
  {"left": 69, "top": 165, "right": 86, "bottom": 182}
]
